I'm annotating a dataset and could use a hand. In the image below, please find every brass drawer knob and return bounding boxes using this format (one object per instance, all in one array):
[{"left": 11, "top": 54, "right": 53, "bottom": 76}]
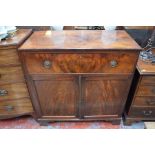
[
  {"left": 110, "top": 60, "right": 118, "bottom": 67},
  {"left": 4, "top": 105, "right": 14, "bottom": 111},
  {"left": 43, "top": 60, "right": 52, "bottom": 69},
  {"left": 0, "top": 89, "right": 8, "bottom": 96},
  {"left": 143, "top": 110, "right": 152, "bottom": 116}
]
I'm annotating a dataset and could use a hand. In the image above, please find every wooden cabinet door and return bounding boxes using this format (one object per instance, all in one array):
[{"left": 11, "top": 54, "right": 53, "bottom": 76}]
[
  {"left": 34, "top": 75, "right": 79, "bottom": 119},
  {"left": 82, "top": 76, "right": 131, "bottom": 119}
]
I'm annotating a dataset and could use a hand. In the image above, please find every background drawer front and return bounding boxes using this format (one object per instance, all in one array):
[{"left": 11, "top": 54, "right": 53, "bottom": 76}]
[
  {"left": 137, "top": 85, "right": 155, "bottom": 96},
  {"left": 129, "top": 107, "right": 155, "bottom": 117},
  {"left": 0, "top": 98, "right": 33, "bottom": 116},
  {"left": 0, "top": 83, "right": 29, "bottom": 101},
  {"left": 24, "top": 52, "right": 138, "bottom": 74},
  {"left": 133, "top": 96, "right": 155, "bottom": 107},
  {"left": 0, "top": 49, "right": 20, "bottom": 66},
  {"left": 140, "top": 76, "right": 155, "bottom": 85},
  {"left": 0, "top": 66, "right": 25, "bottom": 84}
]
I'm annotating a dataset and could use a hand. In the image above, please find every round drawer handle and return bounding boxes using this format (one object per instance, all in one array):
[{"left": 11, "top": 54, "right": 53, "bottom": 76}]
[
  {"left": 110, "top": 60, "right": 118, "bottom": 68},
  {"left": 43, "top": 60, "right": 52, "bottom": 69},
  {"left": 0, "top": 89, "right": 8, "bottom": 96},
  {"left": 4, "top": 105, "right": 14, "bottom": 111},
  {"left": 143, "top": 110, "right": 152, "bottom": 116}
]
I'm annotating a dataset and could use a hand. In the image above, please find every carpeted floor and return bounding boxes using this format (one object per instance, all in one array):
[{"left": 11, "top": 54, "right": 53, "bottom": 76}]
[{"left": 0, "top": 116, "right": 145, "bottom": 129}]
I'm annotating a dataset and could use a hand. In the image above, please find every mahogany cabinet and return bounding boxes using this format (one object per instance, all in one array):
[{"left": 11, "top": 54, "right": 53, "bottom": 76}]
[
  {"left": 19, "top": 30, "right": 141, "bottom": 125},
  {"left": 125, "top": 49, "right": 155, "bottom": 125},
  {"left": 0, "top": 29, "right": 33, "bottom": 119}
]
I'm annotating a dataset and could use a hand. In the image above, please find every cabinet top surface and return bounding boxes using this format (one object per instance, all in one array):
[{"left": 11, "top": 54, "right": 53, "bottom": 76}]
[
  {"left": 0, "top": 29, "right": 32, "bottom": 49},
  {"left": 19, "top": 30, "right": 141, "bottom": 50},
  {"left": 137, "top": 49, "right": 155, "bottom": 75}
]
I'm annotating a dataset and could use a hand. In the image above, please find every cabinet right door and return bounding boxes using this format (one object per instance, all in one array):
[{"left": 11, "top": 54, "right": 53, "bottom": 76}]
[{"left": 82, "top": 76, "right": 131, "bottom": 119}]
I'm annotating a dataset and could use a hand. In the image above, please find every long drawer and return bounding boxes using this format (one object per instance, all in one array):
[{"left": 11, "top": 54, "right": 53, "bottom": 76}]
[
  {"left": 0, "top": 66, "right": 25, "bottom": 84},
  {"left": 23, "top": 52, "right": 138, "bottom": 74},
  {"left": 0, "top": 83, "right": 29, "bottom": 101},
  {"left": 0, "top": 49, "right": 20, "bottom": 66},
  {"left": 133, "top": 96, "right": 155, "bottom": 107},
  {"left": 129, "top": 106, "right": 155, "bottom": 118},
  {"left": 137, "top": 85, "right": 155, "bottom": 96},
  {"left": 0, "top": 98, "right": 33, "bottom": 116}
]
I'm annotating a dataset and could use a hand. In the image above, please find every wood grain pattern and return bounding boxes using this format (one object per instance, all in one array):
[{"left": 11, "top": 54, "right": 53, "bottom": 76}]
[
  {"left": 83, "top": 76, "right": 130, "bottom": 117},
  {"left": 19, "top": 30, "right": 141, "bottom": 50},
  {"left": 0, "top": 66, "right": 25, "bottom": 84},
  {"left": 137, "top": 85, "right": 155, "bottom": 96},
  {"left": 0, "top": 49, "right": 20, "bottom": 66},
  {"left": 34, "top": 76, "right": 78, "bottom": 117},
  {"left": 0, "top": 98, "right": 33, "bottom": 116},
  {"left": 24, "top": 52, "right": 138, "bottom": 74},
  {"left": 140, "top": 76, "right": 155, "bottom": 85},
  {"left": 0, "top": 83, "right": 29, "bottom": 101},
  {"left": 0, "top": 29, "right": 32, "bottom": 49}
]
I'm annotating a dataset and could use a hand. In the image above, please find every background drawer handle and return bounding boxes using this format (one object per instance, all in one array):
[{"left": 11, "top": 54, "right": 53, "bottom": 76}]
[
  {"left": 143, "top": 110, "right": 152, "bottom": 116},
  {"left": 43, "top": 60, "right": 52, "bottom": 69},
  {"left": 0, "top": 89, "right": 8, "bottom": 96},
  {"left": 146, "top": 100, "right": 155, "bottom": 105},
  {"left": 4, "top": 105, "right": 14, "bottom": 111},
  {"left": 110, "top": 60, "right": 118, "bottom": 67}
]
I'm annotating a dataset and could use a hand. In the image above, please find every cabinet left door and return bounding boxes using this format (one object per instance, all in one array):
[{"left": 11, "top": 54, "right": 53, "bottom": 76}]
[{"left": 32, "top": 75, "right": 79, "bottom": 120}]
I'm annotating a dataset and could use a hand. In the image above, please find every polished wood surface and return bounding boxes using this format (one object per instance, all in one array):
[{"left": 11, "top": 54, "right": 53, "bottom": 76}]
[
  {"left": 0, "top": 98, "right": 33, "bottom": 116},
  {"left": 34, "top": 76, "right": 78, "bottom": 118},
  {"left": 19, "top": 30, "right": 141, "bottom": 50},
  {"left": 0, "top": 66, "right": 25, "bottom": 84},
  {"left": 24, "top": 52, "right": 138, "bottom": 74},
  {"left": 125, "top": 51, "right": 155, "bottom": 125},
  {"left": 0, "top": 49, "right": 20, "bottom": 66},
  {"left": 83, "top": 76, "right": 130, "bottom": 118},
  {"left": 0, "top": 83, "right": 29, "bottom": 101},
  {"left": 0, "top": 29, "right": 32, "bottom": 49},
  {"left": 0, "top": 29, "right": 33, "bottom": 120},
  {"left": 137, "top": 85, "right": 155, "bottom": 96},
  {"left": 20, "top": 30, "right": 140, "bottom": 124}
]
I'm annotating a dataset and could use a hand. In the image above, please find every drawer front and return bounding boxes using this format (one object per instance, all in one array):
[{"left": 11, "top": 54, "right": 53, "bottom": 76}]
[
  {"left": 0, "top": 49, "right": 20, "bottom": 66},
  {"left": 129, "top": 107, "right": 155, "bottom": 118},
  {"left": 0, "top": 83, "right": 30, "bottom": 101},
  {"left": 0, "top": 98, "right": 33, "bottom": 116},
  {"left": 0, "top": 66, "right": 25, "bottom": 84},
  {"left": 137, "top": 85, "right": 155, "bottom": 96},
  {"left": 133, "top": 96, "right": 155, "bottom": 107},
  {"left": 24, "top": 52, "right": 138, "bottom": 74},
  {"left": 141, "top": 76, "right": 155, "bottom": 85}
]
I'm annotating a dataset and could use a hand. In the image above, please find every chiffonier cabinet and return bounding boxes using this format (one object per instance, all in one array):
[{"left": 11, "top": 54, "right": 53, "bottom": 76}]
[
  {"left": 19, "top": 30, "right": 141, "bottom": 125},
  {"left": 0, "top": 29, "right": 33, "bottom": 119}
]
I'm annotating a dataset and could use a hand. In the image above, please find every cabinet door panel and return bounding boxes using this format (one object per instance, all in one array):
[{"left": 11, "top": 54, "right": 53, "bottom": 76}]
[
  {"left": 34, "top": 76, "right": 79, "bottom": 118},
  {"left": 82, "top": 76, "right": 130, "bottom": 118}
]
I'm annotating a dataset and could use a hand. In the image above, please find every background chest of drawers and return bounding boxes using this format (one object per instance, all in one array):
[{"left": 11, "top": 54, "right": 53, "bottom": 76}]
[
  {"left": 125, "top": 49, "right": 155, "bottom": 125},
  {"left": 19, "top": 30, "right": 141, "bottom": 125},
  {"left": 0, "top": 29, "right": 33, "bottom": 119}
]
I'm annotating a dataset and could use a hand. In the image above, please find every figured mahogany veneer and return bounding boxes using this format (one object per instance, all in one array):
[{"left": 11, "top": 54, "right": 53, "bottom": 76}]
[
  {"left": 0, "top": 29, "right": 33, "bottom": 119},
  {"left": 19, "top": 30, "right": 141, "bottom": 125},
  {"left": 24, "top": 52, "right": 137, "bottom": 74}
]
